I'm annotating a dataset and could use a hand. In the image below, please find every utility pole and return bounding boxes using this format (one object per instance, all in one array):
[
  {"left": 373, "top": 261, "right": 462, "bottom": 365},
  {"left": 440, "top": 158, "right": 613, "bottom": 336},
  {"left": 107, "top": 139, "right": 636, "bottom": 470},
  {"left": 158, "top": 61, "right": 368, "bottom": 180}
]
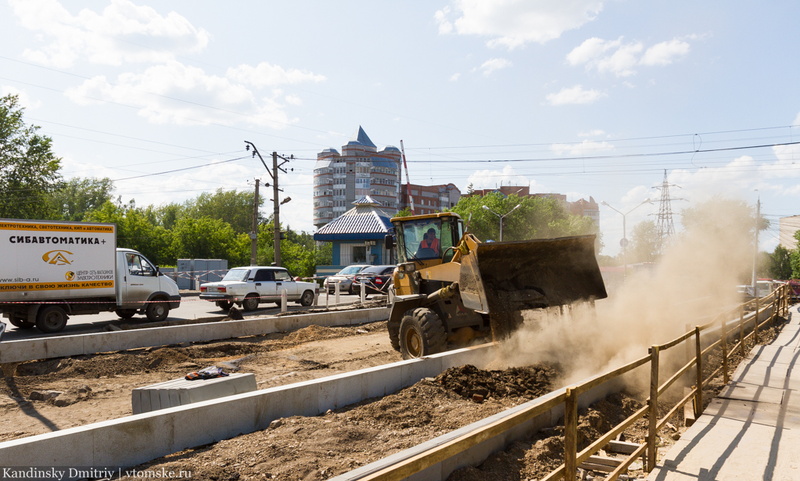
[
  {"left": 752, "top": 196, "right": 760, "bottom": 291},
  {"left": 250, "top": 179, "right": 259, "bottom": 266},
  {"left": 244, "top": 142, "right": 293, "bottom": 266},
  {"left": 272, "top": 151, "right": 281, "bottom": 266}
]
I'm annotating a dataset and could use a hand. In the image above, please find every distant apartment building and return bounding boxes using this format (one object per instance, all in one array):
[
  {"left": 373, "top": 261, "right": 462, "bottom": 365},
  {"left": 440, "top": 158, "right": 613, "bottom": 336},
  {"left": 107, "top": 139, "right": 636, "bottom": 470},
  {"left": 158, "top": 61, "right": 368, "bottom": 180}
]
[
  {"left": 780, "top": 215, "right": 800, "bottom": 250},
  {"left": 313, "top": 127, "right": 401, "bottom": 228},
  {"left": 399, "top": 183, "right": 461, "bottom": 215},
  {"left": 467, "top": 185, "right": 600, "bottom": 227}
]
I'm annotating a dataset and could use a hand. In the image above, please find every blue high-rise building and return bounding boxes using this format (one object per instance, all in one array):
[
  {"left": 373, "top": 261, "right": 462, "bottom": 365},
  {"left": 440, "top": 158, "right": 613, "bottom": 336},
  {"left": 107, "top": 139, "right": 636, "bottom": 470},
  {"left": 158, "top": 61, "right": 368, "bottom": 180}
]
[{"left": 313, "top": 126, "right": 401, "bottom": 228}]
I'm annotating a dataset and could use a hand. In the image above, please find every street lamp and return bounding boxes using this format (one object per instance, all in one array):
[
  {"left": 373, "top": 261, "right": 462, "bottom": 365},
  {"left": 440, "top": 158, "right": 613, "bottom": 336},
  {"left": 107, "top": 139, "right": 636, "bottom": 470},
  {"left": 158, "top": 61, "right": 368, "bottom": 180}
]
[
  {"left": 601, "top": 199, "right": 651, "bottom": 277},
  {"left": 482, "top": 204, "right": 521, "bottom": 241}
]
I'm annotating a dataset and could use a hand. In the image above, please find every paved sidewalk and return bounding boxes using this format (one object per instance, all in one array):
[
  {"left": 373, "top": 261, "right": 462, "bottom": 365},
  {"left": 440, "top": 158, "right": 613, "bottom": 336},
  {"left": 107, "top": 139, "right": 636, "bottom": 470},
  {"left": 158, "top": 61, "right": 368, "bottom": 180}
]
[{"left": 647, "top": 306, "right": 800, "bottom": 480}]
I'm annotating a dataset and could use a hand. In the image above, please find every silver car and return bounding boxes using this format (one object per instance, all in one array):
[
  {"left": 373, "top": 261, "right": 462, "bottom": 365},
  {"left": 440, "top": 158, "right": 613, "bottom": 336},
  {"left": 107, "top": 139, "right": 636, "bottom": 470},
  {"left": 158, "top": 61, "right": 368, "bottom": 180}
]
[{"left": 325, "top": 265, "right": 371, "bottom": 294}]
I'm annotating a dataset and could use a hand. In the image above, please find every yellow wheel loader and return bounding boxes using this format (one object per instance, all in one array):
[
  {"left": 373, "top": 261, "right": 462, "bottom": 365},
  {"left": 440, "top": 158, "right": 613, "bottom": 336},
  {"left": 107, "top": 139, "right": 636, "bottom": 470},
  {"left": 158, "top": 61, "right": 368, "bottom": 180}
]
[{"left": 385, "top": 212, "right": 607, "bottom": 359}]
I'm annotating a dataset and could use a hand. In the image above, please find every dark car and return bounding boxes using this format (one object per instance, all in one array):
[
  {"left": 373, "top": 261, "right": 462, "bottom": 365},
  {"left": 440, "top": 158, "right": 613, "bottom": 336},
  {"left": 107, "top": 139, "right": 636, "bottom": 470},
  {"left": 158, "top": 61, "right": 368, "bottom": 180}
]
[{"left": 351, "top": 265, "right": 396, "bottom": 295}]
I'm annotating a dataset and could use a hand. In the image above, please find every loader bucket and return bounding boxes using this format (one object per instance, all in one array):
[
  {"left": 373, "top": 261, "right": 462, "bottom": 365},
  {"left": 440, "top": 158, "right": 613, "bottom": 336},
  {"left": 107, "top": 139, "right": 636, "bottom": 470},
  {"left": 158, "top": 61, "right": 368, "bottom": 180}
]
[{"left": 458, "top": 235, "right": 607, "bottom": 339}]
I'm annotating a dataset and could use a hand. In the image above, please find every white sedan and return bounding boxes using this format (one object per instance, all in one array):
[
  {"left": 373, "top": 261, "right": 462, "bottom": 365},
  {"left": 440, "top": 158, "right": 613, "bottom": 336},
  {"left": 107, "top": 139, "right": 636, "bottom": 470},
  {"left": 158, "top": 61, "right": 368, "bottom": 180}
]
[{"left": 199, "top": 266, "right": 318, "bottom": 311}]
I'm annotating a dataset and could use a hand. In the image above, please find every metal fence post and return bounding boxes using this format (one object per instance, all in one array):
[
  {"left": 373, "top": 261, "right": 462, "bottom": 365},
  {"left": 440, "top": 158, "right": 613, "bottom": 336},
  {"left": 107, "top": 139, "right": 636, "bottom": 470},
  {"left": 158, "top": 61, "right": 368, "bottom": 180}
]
[
  {"left": 739, "top": 306, "right": 746, "bottom": 359},
  {"left": 564, "top": 387, "right": 578, "bottom": 479},
  {"left": 648, "top": 345, "right": 660, "bottom": 471},
  {"left": 694, "top": 326, "right": 703, "bottom": 418},
  {"left": 754, "top": 296, "right": 760, "bottom": 343},
  {"left": 720, "top": 318, "right": 729, "bottom": 385}
]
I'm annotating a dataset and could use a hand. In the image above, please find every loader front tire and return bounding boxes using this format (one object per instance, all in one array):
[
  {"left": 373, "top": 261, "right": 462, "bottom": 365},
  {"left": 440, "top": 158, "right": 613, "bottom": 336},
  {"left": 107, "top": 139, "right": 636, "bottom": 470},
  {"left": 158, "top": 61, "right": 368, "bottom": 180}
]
[{"left": 399, "top": 307, "right": 446, "bottom": 359}]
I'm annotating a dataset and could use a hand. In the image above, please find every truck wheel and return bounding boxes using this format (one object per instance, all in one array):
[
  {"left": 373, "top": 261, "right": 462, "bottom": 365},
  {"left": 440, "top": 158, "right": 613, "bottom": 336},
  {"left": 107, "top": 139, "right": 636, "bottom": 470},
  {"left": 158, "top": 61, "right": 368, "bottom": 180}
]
[
  {"left": 36, "top": 306, "right": 68, "bottom": 333},
  {"left": 399, "top": 307, "right": 447, "bottom": 360},
  {"left": 216, "top": 301, "right": 233, "bottom": 311},
  {"left": 299, "top": 290, "right": 315, "bottom": 307},
  {"left": 242, "top": 295, "right": 259, "bottom": 312},
  {"left": 115, "top": 309, "right": 137, "bottom": 319},
  {"left": 9, "top": 315, "right": 35, "bottom": 329},
  {"left": 145, "top": 300, "right": 169, "bottom": 322}
]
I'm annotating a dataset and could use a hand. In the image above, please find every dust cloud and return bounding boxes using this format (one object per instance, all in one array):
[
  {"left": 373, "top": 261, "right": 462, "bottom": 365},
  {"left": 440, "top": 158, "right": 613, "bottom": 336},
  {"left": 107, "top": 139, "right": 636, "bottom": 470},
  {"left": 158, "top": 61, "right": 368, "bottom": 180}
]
[{"left": 490, "top": 197, "right": 756, "bottom": 391}]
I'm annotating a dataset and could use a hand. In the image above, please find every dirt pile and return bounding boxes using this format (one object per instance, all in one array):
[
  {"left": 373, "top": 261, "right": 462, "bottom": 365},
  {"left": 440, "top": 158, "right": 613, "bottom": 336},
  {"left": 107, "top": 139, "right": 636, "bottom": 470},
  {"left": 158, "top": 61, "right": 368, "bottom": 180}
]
[
  {"left": 117, "top": 364, "right": 558, "bottom": 480},
  {"left": 438, "top": 363, "right": 558, "bottom": 401}
]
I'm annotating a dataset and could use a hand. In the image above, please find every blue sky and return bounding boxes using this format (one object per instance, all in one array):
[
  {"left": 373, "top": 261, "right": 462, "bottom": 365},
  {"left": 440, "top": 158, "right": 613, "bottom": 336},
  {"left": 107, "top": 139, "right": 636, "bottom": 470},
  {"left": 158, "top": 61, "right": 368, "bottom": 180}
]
[{"left": 1, "top": 0, "right": 799, "bottom": 256}]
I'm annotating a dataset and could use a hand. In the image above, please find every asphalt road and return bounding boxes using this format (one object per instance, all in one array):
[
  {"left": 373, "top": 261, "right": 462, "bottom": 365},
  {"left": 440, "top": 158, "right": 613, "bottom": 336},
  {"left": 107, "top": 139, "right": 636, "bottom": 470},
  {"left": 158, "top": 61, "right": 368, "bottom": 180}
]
[{"left": 0, "top": 291, "right": 368, "bottom": 341}]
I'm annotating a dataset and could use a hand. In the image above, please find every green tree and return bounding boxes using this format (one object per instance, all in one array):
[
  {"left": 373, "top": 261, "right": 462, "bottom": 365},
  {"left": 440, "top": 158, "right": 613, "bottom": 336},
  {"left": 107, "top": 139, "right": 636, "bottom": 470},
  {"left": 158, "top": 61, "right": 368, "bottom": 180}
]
[
  {"left": 452, "top": 192, "right": 596, "bottom": 241},
  {"left": 171, "top": 216, "right": 249, "bottom": 265},
  {"left": 627, "top": 220, "right": 659, "bottom": 263},
  {"left": 85, "top": 201, "right": 173, "bottom": 265},
  {"left": 183, "top": 189, "right": 258, "bottom": 234},
  {"left": 394, "top": 207, "right": 413, "bottom": 218},
  {"left": 768, "top": 244, "right": 793, "bottom": 280},
  {"left": 0, "top": 94, "right": 62, "bottom": 219},
  {"left": 791, "top": 231, "right": 800, "bottom": 279},
  {"left": 49, "top": 177, "right": 114, "bottom": 221}
]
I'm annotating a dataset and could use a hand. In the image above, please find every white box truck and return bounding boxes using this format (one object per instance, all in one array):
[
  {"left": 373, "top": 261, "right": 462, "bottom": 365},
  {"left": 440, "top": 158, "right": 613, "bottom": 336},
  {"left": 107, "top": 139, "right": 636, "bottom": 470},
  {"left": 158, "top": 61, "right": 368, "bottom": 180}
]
[{"left": 0, "top": 219, "right": 181, "bottom": 333}]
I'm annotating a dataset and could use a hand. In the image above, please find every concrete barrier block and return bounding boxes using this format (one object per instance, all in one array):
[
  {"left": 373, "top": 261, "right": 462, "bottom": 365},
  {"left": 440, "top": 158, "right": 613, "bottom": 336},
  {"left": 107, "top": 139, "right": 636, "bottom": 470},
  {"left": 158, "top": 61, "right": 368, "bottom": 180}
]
[{"left": 132, "top": 373, "right": 257, "bottom": 414}]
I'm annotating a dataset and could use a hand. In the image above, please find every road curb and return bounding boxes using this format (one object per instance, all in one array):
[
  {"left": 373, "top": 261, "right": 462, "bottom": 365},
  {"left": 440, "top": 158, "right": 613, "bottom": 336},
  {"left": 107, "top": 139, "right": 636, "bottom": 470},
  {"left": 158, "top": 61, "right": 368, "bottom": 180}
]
[{"left": 0, "top": 307, "right": 389, "bottom": 364}]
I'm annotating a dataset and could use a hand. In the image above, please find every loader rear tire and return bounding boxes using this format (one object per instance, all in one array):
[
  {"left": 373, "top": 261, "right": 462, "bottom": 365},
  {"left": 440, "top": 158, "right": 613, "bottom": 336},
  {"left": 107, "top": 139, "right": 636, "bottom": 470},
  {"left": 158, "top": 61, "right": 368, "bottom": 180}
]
[{"left": 399, "top": 307, "right": 446, "bottom": 359}]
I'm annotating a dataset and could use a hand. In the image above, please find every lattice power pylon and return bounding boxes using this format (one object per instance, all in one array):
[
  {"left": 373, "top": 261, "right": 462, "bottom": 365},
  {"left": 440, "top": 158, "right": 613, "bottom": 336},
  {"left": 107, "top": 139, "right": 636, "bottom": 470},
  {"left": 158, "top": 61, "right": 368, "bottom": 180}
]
[{"left": 653, "top": 169, "right": 680, "bottom": 253}]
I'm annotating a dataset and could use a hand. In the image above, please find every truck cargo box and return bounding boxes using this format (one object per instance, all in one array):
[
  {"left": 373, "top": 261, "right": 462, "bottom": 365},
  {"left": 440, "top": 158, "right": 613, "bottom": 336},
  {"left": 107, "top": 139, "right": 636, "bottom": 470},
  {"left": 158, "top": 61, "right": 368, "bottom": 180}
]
[{"left": 0, "top": 219, "right": 117, "bottom": 301}]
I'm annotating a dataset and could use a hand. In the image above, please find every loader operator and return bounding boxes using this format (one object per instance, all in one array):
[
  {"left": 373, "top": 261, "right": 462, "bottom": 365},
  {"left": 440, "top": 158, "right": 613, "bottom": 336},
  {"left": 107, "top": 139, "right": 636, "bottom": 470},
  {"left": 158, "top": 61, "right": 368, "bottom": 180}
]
[{"left": 418, "top": 227, "right": 440, "bottom": 257}]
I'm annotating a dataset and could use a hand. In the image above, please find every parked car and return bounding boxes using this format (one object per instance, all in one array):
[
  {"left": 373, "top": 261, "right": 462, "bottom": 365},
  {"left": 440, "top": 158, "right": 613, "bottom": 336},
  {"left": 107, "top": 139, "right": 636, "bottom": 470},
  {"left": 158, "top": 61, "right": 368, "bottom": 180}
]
[
  {"left": 352, "top": 265, "right": 396, "bottom": 295},
  {"left": 325, "top": 264, "right": 371, "bottom": 294},
  {"left": 736, "top": 280, "right": 775, "bottom": 301},
  {"left": 200, "top": 266, "right": 317, "bottom": 311}
]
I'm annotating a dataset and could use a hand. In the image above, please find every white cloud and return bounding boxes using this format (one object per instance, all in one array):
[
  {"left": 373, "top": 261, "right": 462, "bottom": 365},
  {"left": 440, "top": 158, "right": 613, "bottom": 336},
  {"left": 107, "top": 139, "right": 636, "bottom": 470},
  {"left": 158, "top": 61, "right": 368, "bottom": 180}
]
[
  {"left": 435, "top": 0, "right": 604, "bottom": 49},
  {"left": 550, "top": 139, "right": 614, "bottom": 156},
  {"left": 65, "top": 62, "right": 299, "bottom": 128},
  {"left": 477, "top": 58, "right": 512, "bottom": 76},
  {"left": 465, "top": 164, "right": 534, "bottom": 190},
  {"left": 0, "top": 86, "right": 41, "bottom": 109},
  {"left": 640, "top": 39, "right": 691, "bottom": 66},
  {"left": 227, "top": 62, "right": 326, "bottom": 88},
  {"left": 546, "top": 85, "right": 606, "bottom": 105},
  {"left": 567, "top": 36, "right": 692, "bottom": 77},
  {"left": 10, "top": 0, "right": 209, "bottom": 68},
  {"left": 449, "top": 73, "right": 461, "bottom": 82}
]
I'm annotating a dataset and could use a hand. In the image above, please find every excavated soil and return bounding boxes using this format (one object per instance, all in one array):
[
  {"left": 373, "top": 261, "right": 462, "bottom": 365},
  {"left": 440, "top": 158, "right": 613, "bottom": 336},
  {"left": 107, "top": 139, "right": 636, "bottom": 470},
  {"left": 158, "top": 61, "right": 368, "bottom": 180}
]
[{"left": 0, "top": 315, "right": 787, "bottom": 481}]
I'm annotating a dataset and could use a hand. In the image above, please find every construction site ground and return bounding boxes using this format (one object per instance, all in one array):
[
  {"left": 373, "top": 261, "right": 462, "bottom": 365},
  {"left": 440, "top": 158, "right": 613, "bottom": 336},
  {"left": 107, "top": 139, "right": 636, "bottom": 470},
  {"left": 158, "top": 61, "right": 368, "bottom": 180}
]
[{"left": 0, "top": 315, "right": 786, "bottom": 481}]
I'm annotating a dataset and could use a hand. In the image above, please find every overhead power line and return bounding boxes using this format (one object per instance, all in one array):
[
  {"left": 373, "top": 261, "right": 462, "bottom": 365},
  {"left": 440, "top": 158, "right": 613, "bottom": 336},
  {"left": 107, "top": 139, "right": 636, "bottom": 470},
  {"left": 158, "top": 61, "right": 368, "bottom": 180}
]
[
  {"left": 111, "top": 155, "right": 250, "bottom": 182},
  {"left": 403, "top": 140, "right": 800, "bottom": 164}
]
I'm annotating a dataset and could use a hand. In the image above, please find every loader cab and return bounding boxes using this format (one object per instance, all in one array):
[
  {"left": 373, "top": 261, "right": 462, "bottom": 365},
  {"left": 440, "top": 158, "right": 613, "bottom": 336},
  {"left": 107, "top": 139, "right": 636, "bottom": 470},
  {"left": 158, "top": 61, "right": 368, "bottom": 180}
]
[{"left": 390, "top": 213, "right": 464, "bottom": 264}]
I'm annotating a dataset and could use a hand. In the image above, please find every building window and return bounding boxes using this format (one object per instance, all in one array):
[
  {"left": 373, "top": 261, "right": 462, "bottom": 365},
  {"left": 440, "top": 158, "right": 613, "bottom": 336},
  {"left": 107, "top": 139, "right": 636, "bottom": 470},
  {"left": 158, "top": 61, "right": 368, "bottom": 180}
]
[{"left": 340, "top": 244, "right": 367, "bottom": 264}]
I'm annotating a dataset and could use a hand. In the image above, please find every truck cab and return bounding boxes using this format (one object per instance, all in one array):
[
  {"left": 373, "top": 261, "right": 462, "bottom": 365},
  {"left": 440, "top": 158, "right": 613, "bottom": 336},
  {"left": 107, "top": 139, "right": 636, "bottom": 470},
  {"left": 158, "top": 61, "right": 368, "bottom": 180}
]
[{"left": 114, "top": 248, "right": 182, "bottom": 322}]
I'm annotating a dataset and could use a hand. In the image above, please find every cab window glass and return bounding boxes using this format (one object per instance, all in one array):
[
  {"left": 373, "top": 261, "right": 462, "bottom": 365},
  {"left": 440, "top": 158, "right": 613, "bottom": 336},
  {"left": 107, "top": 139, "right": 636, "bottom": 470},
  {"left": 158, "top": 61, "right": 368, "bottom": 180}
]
[
  {"left": 274, "top": 269, "right": 292, "bottom": 281},
  {"left": 126, "top": 253, "right": 142, "bottom": 275},
  {"left": 139, "top": 256, "right": 155, "bottom": 276},
  {"left": 402, "top": 219, "right": 442, "bottom": 260},
  {"left": 254, "top": 270, "right": 274, "bottom": 282}
]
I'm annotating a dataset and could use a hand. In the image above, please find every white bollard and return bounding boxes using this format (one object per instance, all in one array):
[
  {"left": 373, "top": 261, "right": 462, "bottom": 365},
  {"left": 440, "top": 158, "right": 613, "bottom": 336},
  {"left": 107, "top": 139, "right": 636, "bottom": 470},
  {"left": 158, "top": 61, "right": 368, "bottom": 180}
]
[
  {"left": 314, "top": 287, "right": 319, "bottom": 306},
  {"left": 280, "top": 289, "right": 288, "bottom": 313},
  {"left": 334, "top": 281, "right": 340, "bottom": 305},
  {"left": 360, "top": 280, "right": 366, "bottom": 303}
]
